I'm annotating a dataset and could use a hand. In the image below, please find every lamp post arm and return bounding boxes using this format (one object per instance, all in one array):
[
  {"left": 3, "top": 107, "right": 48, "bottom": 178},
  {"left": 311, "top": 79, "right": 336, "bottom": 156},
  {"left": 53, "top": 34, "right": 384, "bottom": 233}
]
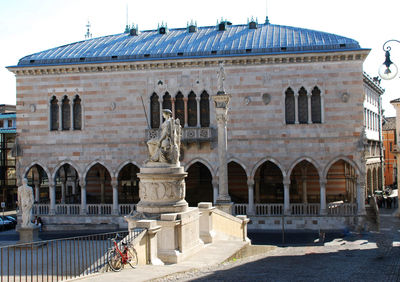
[{"left": 383, "top": 39, "right": 400, "bottom": 52}]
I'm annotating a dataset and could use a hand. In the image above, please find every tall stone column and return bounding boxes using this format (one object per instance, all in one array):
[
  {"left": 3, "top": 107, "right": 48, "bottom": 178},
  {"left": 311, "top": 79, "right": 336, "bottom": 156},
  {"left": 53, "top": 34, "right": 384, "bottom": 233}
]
[
  {"left": 357, "top": 179, "right": 366, "bottom": 215},
  {"left": 307, "top": 92, "right": 312, "bottom": 124},
  {"left": 34, "top": 181, "right": 40, "bottom": 203},
  {"left": 283, "top": 179, "right": 291, "bottom": 215},
  {"left": 60, "top": 178, "right": 66, "bottom": 204},
  {"left": 183, "top": 98, "right": 188, "bottom": 127},
  {"left": 212, "top": 93, "right": 232, "bottom": 213},
  {"left": 294, "top": 93, "right": 299, "bottom": 124},
  {"left": 112, "top": 179, "right": 119, "bottom": 215},
  {"left": 247, "top": 179, "right": 255, "bottom": 215},
  {"left": 212, "top": 179, "right": 218, "bottom": 205},
  {"left": 49, "top": 181, "right": 56, "bottom": 215},
  {"left": 320, "top": 179, "right": 327, "bottom": 215},
  {"left": 196, "top": 97, "right": 201, "bottom": 127},
  {"left": 80, "top": 177, "right": 87, "bottom": 215}
]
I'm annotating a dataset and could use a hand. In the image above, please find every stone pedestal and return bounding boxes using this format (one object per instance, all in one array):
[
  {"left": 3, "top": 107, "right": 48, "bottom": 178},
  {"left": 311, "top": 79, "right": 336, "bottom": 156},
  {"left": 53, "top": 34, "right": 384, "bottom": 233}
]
[
  {"left": 137, "top": 164, "right": 188, "bottom": 214},
  {"left": 215, "top": 202, "right": 233, "bottom": 214},
  {"left": 17, "top": 225, "right": 40, "bottom": 244},
  {"left": 157, "top": 208, "right": 204, "bottom": 263}
]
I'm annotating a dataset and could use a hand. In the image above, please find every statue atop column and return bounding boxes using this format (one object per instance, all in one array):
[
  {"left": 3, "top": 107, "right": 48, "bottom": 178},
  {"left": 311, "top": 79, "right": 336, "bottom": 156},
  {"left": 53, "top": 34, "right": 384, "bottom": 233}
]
[
  {"left": 146, "top": 109, "right": 181, "bottom": 165},
  {"left": 18, "top": 178, "right": 34, "bottom": 228},
  {"left": 217, "top": 62, "right": 226, "bottom": 94}
]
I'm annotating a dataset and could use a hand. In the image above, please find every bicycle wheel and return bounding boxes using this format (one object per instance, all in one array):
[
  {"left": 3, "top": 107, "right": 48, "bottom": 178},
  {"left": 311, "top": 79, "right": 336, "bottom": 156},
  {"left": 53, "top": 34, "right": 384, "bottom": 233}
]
[
  {"left": 127, "top": 245, "right": 138, "bottom": 268},
  {"left": 108, "top": 249, "right": 123, "bottom": 272}
]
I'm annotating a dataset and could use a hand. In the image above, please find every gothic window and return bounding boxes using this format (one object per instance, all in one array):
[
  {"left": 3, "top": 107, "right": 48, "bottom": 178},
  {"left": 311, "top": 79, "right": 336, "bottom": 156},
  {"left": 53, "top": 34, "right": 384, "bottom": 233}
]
[
  {"left": 62, "top": 96, "right": 71, "bottom": 130},
  {"left": 162, "top": 92, "right": 172, "bottom": 111},
  {"left": 285, "top": 88, "right": 295, "bottom": 124},
  {"left": 150, "top": 93, "right": 160, "bottom": 129},
  {"left": 73, "top": 96, "right": 82, "bottom": 130},
  {"left": 50, "top": 96, "right": 59, "bottom": 131},
  {"left": 311, "top": 86, "right": 321, "bottom": 123},
  {"left": 200, "top": 91, "right": 210, "bottom": 127},
  {"left": 298, "top": 87, "right": 308, "bottom": 124},
  {"left": 175, "top": 92, "right": 185, "bottom": 126},
  {"left": 187, "top": 91, "right": 197, "bottom": 127}
]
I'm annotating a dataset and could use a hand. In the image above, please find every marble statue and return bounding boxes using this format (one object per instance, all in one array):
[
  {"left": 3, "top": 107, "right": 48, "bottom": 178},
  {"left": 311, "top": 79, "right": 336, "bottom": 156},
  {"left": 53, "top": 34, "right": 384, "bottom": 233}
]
[
  {"left": 18, "top": 178, "right": 34, "bottom": 228},
  {"left": 217, "top": 62, "right": 226, "bottom": 93},
  {"left": 146, "top": 109, "right": 181, "bottom": 165}
]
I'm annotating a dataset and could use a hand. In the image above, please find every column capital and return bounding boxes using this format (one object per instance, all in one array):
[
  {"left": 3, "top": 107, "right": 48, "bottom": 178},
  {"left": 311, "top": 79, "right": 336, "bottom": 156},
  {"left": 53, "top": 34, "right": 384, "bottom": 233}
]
[
  {"left": 283, "top": 179, "right": 291, "bottom": 186},
  {"left": 247, "top": 179, "right": 255, "bottom": 187},
  {"left": 319, "top": 179, "right": 327, "bottom": 186},
  {"left": 79, "top": 177, "right": 86, "bottom": 187},
  {"left": 111, "top": 179, "right": 118, "bottom": 188}
]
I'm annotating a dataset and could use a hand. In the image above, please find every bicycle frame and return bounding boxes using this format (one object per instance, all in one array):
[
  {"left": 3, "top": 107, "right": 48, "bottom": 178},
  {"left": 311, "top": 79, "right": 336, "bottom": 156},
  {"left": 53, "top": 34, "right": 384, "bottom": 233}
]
[{"left": 111, "top": 239, "right": 129, "bottom": 265}]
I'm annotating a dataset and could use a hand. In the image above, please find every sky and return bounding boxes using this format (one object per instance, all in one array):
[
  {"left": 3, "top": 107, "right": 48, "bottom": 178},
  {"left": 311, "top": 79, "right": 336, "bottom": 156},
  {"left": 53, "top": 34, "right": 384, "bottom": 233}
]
[{"left": 1, "top": 0, "right": 400, "bottom": 116}]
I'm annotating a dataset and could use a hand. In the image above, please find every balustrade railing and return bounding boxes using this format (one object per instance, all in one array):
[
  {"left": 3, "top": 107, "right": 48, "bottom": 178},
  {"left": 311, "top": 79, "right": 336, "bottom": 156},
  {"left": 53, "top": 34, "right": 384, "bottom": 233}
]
[
  {"left": 33, "top": 204, "right": 138, "bottom": 216},
  {"left": 56, "top": 204, "right": 81, "bottom": 215},
  {"left": 255, "top": 204, "right": 284, "bottom": 216},
  {"left": 32, "top": 204, "right": 49, "bottom": 215},
  {"left": 119, "top": 204, "right": 136, "bottom": 215},
  {"left": 290, "top": 203, "right": 320, "bottom": 215},
  {"left": 0, "top": 229, "right": 144, "bottom": 281},
  {"left": 87, "top": 204, "right": 113, "bottom": 215},
  {"left": 327, "top": 202, "right": 357, "bottom": 216},
  {"left": 233, "top": 204, "right": 248, "bottom": 215}
]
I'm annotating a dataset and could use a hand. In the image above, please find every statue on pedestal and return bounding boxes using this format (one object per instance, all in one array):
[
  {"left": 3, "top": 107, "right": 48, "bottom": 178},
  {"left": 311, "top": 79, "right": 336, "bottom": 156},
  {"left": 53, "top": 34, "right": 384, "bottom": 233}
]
[
  {"left": 217, "top": 62, "right": 226, "bottom": 94},
  {"left": 18, "top": 178, "right": 34, "bottom": 228},
  {"left": 146, "top": 109, "right": 181, "bottom": 165}
]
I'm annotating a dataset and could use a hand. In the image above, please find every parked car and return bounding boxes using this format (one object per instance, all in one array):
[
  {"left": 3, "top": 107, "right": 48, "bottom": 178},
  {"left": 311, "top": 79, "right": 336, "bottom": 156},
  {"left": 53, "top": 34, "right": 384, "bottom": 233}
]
[
  {"left": 1, "top": 216, "right": 17, "bottom": 228},
  {"left": 0, "top": 217, "right": 14, "bottom": 231}
]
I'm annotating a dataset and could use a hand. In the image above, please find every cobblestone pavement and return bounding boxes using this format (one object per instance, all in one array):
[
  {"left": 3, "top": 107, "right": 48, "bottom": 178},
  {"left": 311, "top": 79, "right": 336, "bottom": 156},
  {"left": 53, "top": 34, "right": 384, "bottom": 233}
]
[{"left": 156, "top": 209, "right": 400, "bottom": 282}]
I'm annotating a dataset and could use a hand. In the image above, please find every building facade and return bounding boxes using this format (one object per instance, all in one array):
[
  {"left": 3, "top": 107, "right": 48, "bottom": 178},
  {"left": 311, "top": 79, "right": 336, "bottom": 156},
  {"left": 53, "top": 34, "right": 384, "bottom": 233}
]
[
  {"left": 8, "top": 21, "right": 382, "bottom": 230},
  {"left": 383, "top": 117, "right": 396, "bottom": 187},
  {"left": 0, "top": 105, "right": 17, "bottom": 209}
]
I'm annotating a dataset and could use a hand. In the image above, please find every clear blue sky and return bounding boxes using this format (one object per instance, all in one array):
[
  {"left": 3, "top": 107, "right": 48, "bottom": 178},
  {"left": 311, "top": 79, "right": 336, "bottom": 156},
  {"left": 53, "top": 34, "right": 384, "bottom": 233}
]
[{"left": 1, "top": 0, "right": 400, "bottom": 116}]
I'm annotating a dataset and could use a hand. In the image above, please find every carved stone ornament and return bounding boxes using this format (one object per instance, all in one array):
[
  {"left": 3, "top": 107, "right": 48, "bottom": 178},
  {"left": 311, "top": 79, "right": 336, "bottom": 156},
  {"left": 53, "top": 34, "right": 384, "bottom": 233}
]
[
  {"left": 341, "top": 92, "right": 350, "bottom": 103},
  {"left": 217, "top": 62, "right": 226, "bottom": 94},
  {"left": 244, "top": 96, "right": 251, "bottom": 105},
  {"left": 110, "top": 102, "right": 116, "bottom": 111},
  {"left": 29, "top": 104, "right": 36, "bottom": 113},
  {"left": 262, "top": 93, "right": 271, "bottom": 105}
]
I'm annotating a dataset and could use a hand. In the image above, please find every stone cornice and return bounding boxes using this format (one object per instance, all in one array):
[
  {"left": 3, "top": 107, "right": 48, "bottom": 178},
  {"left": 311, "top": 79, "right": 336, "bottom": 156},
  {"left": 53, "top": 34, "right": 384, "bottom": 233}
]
[{"left": 8, "top": 50, "right": 370, "bottom": 77}]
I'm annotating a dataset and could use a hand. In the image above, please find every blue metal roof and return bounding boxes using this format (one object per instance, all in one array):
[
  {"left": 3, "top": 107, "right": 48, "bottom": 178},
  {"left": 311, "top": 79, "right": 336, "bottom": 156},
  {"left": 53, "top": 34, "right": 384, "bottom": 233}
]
[
  {"left": 17, "top": 23, "right": 362, "bottom": 67},
  {"left": 0, "top": 129, "right": 16, "bottom": 133}
]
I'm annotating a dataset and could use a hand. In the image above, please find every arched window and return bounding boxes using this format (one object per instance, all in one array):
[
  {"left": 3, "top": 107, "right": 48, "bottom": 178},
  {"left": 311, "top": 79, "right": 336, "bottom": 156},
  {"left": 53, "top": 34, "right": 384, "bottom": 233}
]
[
  {"left": 50, "top": 96, "right": 59, "bottom": 131},
  {"left": 73, "top": 96, "right": 82, "bottom": 130},
  {"left": 187, "top": 91, "right": 197, "bottom": 127},
  {"left": 62, "top": 96, "right": 71, "bottom": 130},
  {"left": 175, "top": 92, "right": 185, "bottom": 126},
  {"left": 311, "top": 86, "right": 321, "bottom": 123},
  {"left": 298, "top": 87, "right": 308, "bottom": 124},
  {"left": 150, "top": 93, "right": 160, "bottom": 129},
  {"left": 285, "top": 88, "right": 295, "bottom": 124},
  {"left": 162, "top": 92, "right": 172, "bottom": 112},
  {"left": 200, "top": 91, "right": 210, "bottom": 127}
]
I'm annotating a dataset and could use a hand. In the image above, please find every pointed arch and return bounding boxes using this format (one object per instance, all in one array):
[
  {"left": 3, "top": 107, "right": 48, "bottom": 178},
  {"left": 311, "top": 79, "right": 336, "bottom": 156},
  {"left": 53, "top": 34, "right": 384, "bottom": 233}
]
[
  {"left": 228, "top": 161, "right": 248, "bottom": 203},
  {"left": 184, "top": 158, "right": 215, "bottom": 179},
  {"left": 52, "top": 160, "right": 81, "bottom": 181},
  {"left": 187, "top": 91, "right": 197, "bottom": 127},
  {"left": 175, "top": 92, "right": 185, "bottom": 126},
  {"left": 117, "top": 161, "right": 140, "bottom": 204},
  {"left": 285, "top": 87, "right": 295, "bottom": 124},
  {"left": 50, "top": 96, "right": 59, "bottom": 131},
  {"left": 73, "top": 95, "right": 82, "bottom": 130},
  {"left": 23, "top": 161, "right": 51, "bottom": 182},
  {"left": 162, "top": 92, "right": 172, "bottom": 112},
  {"left": 287, "top": 157, "right": 322, "bottom": 180},
  {"left": 251, "top": 157, "right": 286, "bottom": 180},
  {"left": 200, "top": 91, "right": 210, "bottom": 127},
  {"left": 311, "top": 86, "right": 321, "bottom": 123},
  {"left": 186, "top": 160, "right": 213, "bottom": 206},
  {"left": 150, "top": 93, "right": 160, "bottom": 129},
  {"left": 298, "top": 87, "right": 308, "bottom": 124},
  {"left": 116, "top": 160, "right": 141, "bottom": 178},
  {"left": 323, "top": 156, "right": 361, "bottom": 180},
  {"left": 83, "top": 161, "right": 114, "bottom": 180},
  {"left": 61, "top": 95, "right": 71, "bottom": 130}
]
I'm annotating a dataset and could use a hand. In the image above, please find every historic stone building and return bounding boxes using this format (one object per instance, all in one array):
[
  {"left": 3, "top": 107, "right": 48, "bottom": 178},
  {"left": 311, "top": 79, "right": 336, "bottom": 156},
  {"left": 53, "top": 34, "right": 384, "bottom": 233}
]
[
  {"left": 383, "top": 116, "right": 396, "bottom": 187},
  {"left": 8, "top": 20, "right": 383, "bottom": 230}
]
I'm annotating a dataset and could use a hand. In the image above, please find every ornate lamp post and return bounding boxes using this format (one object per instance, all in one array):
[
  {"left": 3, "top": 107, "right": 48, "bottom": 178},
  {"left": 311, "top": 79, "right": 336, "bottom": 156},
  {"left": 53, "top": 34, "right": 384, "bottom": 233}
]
[{"left": 378, "top": 40, "right": 400, "bottom": 80}]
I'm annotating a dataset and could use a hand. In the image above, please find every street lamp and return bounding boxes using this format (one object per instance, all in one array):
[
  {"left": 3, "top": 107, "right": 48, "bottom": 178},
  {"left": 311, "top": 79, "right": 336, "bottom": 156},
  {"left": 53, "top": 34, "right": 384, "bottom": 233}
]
[{"left": 379, "top": 40, "right": 400, "bottom": 80}]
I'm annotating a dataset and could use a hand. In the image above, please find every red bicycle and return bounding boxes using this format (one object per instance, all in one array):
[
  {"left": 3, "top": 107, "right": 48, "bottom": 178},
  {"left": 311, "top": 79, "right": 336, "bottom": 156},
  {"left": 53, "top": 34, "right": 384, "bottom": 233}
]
[{"left": 107, "top": 234, "right": 138, "bottom": 271}]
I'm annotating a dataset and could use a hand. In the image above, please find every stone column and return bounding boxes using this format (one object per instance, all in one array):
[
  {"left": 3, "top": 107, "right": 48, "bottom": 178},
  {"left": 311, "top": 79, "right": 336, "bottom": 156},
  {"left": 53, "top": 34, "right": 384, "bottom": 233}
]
[
  {"left": 294, "top": 93, "right": 299, "bottom": 124},
  {"left": 212, "top": 93, "right": 232, "bottom": 213},
  {"left": 212, "top": 179, "right": 218, "bottom": 205},
  {"left": 49, "top": 181, "right": 56, "bottom": 215},
  {"left": 320, "top": 179, "right": 327, "bottom": 215},
  {"left": 283, "top": 179, "right": 290, "bottom": 215},
  {"left": 80, "top": 177, "right": 87, "bottom": 215},
  {"left": 60, "top": 178, "right": 66, "bottom": 204},
  {"left": 58, "top": 101, "right": 62, "bottom": 130},
  {"left": 301, "top": 167, "right": 307, "bottom": 204},
  {"left": 171, "top": 98, "right": 175, "bottom": 119},
  {"left": 70, "top": 103, "right": 74, "bottom": 131},
  {"left": 112, "top": 179, "right": 119, "bottom": 215},
  {"left": 321, "top": 94, "right": 325, "bottom": 123},
  {"left": 357, "top": 179, "right": 366, "bottom": 215},
  {"left": 247, "top": 179, "right": 255, "bottom": 215},
  {"left": 307, "top": 92, "right": 312, "bottom": 124},
  {"left": 196, "top": 97, "right": 201, "bottom": 127},
  {"left": 159, "top": 100, "right": 163, "bottom": 125},
  {"left": 34, "top": 181, "right": 40, "bottom": 203},
  {"left": 255, "top": 178, "right": 260, "bottom": 203},
  {"left": 183, "top": 97, "right": 188, "bottom": 127}
]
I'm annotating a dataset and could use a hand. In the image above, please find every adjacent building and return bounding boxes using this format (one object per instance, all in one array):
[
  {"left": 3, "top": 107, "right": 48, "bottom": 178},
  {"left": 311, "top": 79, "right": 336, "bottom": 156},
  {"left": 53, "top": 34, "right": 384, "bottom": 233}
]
[
  {"left": 382, "top": 116, "right": 396, "bottom": 188},
  {"left": 0, "top": 104, "right": 17, "bottom": 209},
  {"left": 7, "top": 20, "right": 383, "bottom": 230}
]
